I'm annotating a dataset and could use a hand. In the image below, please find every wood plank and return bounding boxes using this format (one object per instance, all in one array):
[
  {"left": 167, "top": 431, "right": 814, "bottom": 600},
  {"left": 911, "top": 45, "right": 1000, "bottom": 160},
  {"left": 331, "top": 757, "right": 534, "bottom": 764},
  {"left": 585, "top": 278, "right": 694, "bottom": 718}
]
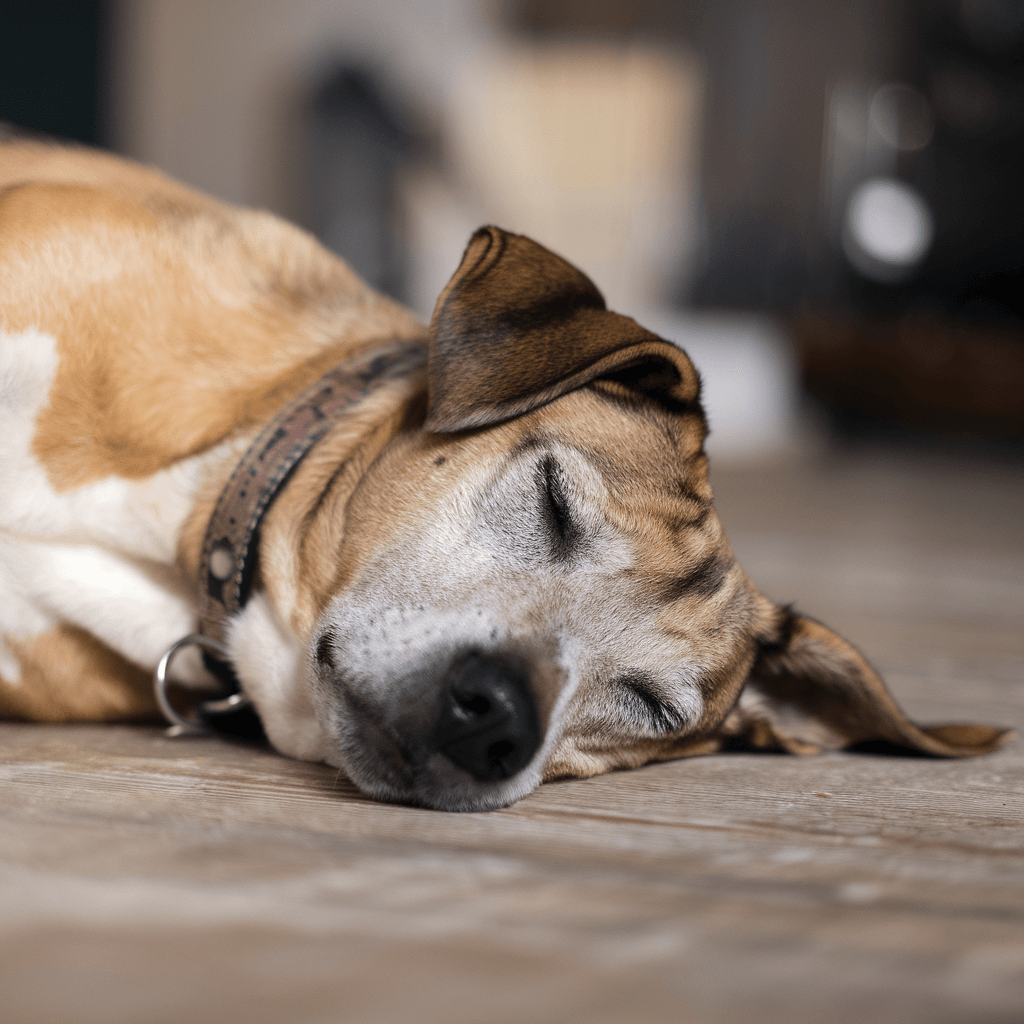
[{"left": 2, "top": 449, "right": 1023, "bottom": 1024}]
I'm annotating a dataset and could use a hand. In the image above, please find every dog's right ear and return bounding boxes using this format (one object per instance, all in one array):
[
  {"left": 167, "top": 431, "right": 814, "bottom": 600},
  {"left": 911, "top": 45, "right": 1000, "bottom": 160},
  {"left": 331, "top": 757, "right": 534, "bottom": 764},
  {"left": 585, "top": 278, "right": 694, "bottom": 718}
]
[
  {"left": 424, "top": 226, "right": 701, "bottom": 432},
  {"left": 720, "top": 606, "right": 1013, "bottom": 758}
]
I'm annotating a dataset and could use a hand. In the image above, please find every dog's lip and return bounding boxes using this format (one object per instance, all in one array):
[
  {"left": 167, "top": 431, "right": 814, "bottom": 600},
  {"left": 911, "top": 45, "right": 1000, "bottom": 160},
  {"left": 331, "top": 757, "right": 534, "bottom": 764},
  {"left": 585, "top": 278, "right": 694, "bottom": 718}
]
[
  {"left": 331, "top": 723, "right": 541, "bottom": 811},
  {"left": 323, "top": 673, "right": 551, "bottom": 807},
  {"left": 321, "top": 678, "right": 420, "bottom": 789}
]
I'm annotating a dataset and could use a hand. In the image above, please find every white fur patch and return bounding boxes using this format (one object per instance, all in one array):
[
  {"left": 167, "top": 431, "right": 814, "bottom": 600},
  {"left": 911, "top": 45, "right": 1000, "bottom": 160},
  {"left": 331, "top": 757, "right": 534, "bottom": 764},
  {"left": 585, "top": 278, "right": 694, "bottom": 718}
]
[
  {"left": 228, "top": 593, "right": 328, "bottom": 762},
  {"left": 0, "top": 327, "right": 241, "bottom": 687},
  {"left": 0, "top": 534, "right": 197, "bottom": 670},
  {"left": 0, "top": 329, "right": 227, "bottom": 562}
]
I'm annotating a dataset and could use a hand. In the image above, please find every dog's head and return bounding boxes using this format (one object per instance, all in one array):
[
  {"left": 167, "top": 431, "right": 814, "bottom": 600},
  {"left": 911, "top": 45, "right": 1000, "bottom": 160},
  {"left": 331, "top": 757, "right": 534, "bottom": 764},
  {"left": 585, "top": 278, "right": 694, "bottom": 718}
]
[{"left": 309, "top": 227, "right": 1007, "bottom": 811}]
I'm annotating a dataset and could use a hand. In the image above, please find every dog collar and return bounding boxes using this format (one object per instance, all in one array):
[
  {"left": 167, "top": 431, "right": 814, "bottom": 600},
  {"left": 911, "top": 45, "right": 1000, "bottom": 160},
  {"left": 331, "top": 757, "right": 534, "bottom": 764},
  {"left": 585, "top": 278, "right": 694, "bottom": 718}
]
[{"left": 154, "top": 341, "right": 427, "bottom": 736}]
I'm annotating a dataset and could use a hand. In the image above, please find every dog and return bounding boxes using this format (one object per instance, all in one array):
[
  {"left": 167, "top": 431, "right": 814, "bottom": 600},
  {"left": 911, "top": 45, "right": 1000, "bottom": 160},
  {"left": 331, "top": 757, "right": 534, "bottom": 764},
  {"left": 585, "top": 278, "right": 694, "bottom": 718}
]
[{"left": 0, "top": 140, "right": 1010, "bottom": 811}]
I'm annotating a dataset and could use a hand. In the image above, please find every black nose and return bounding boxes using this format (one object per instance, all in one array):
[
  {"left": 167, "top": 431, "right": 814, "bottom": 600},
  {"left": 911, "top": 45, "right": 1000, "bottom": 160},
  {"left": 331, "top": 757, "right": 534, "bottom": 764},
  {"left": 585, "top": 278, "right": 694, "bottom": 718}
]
[{"left": 432, "top": 653, "right": 541, "bottom": 782}]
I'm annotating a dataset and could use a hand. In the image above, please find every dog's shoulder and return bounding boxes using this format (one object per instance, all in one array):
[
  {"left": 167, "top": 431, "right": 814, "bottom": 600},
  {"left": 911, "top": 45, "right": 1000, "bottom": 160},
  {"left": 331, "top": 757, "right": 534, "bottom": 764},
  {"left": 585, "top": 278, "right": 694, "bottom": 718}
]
[{"left": 0, "top": 141, "right": 424, "bottom": 492}]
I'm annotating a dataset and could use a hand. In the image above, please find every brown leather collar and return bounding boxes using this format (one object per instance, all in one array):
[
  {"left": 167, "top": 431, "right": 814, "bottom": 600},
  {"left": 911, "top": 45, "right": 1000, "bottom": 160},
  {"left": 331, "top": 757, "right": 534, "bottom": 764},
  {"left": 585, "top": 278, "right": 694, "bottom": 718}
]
[
  {"left": 199, "top": 342, "right": 427, "bottom": 652},
  {"left": 154, "top": 342, "right": 425, "bottom": 738}
]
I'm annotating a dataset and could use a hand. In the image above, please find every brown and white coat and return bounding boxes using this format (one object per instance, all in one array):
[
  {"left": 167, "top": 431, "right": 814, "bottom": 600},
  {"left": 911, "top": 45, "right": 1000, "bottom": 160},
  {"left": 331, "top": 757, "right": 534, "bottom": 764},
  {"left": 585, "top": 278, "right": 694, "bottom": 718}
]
[{"left": 0, "top": 140, "right": 1010, "bottom": 811}]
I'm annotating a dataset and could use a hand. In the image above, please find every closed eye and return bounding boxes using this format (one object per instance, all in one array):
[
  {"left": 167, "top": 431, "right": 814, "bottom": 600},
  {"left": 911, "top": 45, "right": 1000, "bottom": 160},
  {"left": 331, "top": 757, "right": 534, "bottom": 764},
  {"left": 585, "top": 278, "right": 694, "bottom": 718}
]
[
  {"left": 616, "top": 674, "right": 686, "bottom": 734},
  {"left": 538, "top": 455, "right": 580, "bottom": 558}
]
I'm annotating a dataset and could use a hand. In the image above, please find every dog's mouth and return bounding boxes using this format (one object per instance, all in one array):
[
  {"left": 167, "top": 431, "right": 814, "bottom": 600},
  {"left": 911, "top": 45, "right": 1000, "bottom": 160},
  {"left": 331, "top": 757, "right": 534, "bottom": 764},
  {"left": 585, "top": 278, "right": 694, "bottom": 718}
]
[{"left": 316, "top": 644, "right": 553, "bottom": 812}]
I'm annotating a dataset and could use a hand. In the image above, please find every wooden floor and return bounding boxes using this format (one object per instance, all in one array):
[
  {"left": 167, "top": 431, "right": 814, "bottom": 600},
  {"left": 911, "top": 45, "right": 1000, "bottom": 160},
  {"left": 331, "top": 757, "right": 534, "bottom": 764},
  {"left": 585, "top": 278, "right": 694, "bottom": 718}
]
[{"left": 2, "top": 444, "right": 1022, "bottom": 1024}]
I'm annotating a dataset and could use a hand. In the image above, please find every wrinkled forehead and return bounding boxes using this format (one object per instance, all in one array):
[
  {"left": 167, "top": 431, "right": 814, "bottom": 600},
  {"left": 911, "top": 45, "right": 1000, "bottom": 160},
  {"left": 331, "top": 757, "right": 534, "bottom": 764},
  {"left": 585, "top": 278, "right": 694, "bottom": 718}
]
[
  {"left": 350, "top": 384, "right": 713, "bottom": 559},
  {"left": 344, "top": 380, "right": 754, "bottom": 675},
  {"left": 529, "top": 389, "right": 742, "bottom": 625},
  {"left": 526, "top": 386, "right": 709, "bottom": 500}
]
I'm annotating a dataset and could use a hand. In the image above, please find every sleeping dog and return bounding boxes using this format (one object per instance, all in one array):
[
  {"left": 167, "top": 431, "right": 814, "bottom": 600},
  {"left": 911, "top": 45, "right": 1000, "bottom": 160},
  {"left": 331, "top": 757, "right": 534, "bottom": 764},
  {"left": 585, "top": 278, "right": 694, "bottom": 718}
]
[{"left": 0, "top": 140, "right": 1009, "bottom": 811}]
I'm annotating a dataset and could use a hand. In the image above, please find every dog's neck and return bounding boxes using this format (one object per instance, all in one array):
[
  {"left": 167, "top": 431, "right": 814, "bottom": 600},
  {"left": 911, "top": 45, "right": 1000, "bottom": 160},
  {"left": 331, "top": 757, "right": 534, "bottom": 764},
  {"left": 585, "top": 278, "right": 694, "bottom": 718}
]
[{"left": 176, "top": 341, "right": 429, "bottom": 645}]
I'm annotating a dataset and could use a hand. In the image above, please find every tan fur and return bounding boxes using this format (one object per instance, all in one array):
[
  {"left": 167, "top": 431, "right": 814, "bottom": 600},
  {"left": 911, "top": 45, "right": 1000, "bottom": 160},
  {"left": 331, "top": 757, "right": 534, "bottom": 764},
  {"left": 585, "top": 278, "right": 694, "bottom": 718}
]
[
  {"left": 0, "top": 625, "right": 156, "bottom": 722},
  {"left": 0, "top": 143, "right": 423, "bottom": 491},
  {"left": 0, "top": 140, "right": 423, "bottom": 722}
]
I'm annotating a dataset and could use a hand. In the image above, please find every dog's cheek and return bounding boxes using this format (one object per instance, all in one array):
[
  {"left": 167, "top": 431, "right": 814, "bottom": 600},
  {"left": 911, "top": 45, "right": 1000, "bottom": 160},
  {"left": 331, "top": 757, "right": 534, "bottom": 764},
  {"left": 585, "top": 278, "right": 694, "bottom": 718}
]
[
  {"left": 227, "top": 593, "right": 331, "bottom": 762},
  {"left": 540, "top": 734, "right": 621, "bottom": 780}
]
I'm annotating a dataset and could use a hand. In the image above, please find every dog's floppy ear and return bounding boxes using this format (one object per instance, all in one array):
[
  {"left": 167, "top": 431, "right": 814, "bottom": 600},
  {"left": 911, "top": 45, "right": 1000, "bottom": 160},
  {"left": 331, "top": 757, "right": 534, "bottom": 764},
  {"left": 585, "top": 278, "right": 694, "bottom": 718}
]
[
  {"left": 425, "top": 226, "right": 701, "bottom": 432},
  {"left": 722, "top": 609, "right": 1012, "bottom": 757}
]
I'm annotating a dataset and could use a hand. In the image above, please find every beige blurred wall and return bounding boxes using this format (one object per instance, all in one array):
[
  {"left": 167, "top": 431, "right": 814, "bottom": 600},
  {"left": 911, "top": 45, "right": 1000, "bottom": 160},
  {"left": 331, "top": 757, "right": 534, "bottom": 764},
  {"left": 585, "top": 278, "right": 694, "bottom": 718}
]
[
  {"left": 108, "top": 0, "right": 704, "bottom": 313},
  {"left": 109, "top": 0, "right": 499, "bottom": 217}
]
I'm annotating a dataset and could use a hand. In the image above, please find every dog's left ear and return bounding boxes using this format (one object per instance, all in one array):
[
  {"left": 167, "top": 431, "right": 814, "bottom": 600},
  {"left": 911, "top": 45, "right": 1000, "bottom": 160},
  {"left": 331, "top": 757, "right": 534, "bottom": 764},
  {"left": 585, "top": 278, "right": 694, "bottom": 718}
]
[
  {"left": 424, "top": 226, "right": 701, "bottom": 432},
  {"left": 722, "top": 609, "right": 1012, "bottom": 757}
]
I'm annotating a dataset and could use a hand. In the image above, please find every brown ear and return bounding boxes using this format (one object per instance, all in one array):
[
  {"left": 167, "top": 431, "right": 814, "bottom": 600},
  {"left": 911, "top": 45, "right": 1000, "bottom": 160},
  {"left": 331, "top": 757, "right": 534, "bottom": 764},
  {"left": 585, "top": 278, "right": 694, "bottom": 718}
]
[
  {"left": 721, "top": 610, "right": 1013, "bottom": 757},
  {"left": 425, "top": 226, "right": 701, "bottom": 432}
]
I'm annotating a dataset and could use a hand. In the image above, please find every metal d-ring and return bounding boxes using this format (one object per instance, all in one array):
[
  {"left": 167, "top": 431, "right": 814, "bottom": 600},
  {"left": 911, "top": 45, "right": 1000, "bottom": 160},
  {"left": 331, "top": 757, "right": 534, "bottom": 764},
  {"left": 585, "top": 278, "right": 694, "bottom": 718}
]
[{"left": 154, "top": 634, "right": 252, "bottom": 737}]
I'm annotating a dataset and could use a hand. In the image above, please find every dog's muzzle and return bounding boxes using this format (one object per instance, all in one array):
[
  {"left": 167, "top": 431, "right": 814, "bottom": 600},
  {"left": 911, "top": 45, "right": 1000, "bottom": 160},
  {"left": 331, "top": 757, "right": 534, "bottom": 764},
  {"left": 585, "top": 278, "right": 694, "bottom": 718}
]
[{"left": 432, "top": 653, "right": 541, "bottom": 782}]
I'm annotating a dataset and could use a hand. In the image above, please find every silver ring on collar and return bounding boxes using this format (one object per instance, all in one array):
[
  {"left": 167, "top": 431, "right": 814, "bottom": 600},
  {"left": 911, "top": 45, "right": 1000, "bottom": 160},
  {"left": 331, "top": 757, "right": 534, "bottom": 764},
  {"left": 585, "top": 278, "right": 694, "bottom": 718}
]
[{"left": 154, "top": 634, "right": 252, "bottom": 737}]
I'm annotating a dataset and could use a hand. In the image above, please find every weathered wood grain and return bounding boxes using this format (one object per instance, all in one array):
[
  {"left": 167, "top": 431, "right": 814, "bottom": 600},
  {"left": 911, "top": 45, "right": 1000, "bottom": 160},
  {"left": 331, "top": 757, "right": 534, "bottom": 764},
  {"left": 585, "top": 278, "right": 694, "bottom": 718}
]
[{"left": 2, "top": 450, "right": 1022, "bottom": 1024}]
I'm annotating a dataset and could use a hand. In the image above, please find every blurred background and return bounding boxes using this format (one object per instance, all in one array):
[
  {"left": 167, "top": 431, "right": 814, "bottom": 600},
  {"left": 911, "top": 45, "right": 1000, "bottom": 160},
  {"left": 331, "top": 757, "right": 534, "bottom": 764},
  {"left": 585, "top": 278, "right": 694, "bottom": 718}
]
[{"left": 2, "top": 0, "right": 1023, "bottom": 462}]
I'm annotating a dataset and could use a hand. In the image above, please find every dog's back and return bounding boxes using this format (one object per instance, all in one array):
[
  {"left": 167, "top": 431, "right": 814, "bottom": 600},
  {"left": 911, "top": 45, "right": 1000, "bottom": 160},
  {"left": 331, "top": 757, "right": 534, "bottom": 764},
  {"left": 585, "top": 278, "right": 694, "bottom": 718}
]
[{"left": 0, "top": 140, "right": 423, "bottom": 721}]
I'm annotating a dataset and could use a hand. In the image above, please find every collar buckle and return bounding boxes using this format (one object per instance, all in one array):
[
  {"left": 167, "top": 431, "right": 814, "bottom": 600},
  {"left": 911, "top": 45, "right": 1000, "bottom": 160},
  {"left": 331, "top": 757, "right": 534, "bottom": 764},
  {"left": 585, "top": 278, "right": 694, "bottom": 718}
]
[{"left": 154, "top": 634, "right": 253, "bottom": 737}]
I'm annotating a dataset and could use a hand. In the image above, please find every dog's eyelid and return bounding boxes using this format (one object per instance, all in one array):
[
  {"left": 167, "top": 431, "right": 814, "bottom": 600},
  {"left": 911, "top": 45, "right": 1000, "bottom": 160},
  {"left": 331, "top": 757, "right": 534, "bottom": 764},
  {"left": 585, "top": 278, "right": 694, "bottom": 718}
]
[
  {"left": 537, "top": 455, "right": 581, "bottom": 556},
  {"left": 543, "top": 455, "right": 569, "bottom": 508},
  {"left": 616, "top": 674, "right": 686, "bottom": 733},
  {"left": 315, "top": 630, "right": 337, "bottom": 669}
]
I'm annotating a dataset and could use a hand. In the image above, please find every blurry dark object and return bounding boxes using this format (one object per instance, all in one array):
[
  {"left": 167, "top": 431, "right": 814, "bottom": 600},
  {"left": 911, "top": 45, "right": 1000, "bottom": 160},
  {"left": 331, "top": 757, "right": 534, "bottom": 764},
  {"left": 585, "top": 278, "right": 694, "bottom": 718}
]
[
  {"left": 795, "top": 312, "right": 1024, "bottom": 435},
  {"left": 665, "top": 0, "right": 1023, "bottom": 437},
  {"left": 302, "top": 66, "right": 417, "bottom": 303},
  {"left": 799, "top": 1, "right": 1024, "bottom": 436},
  {"left": 822, "top": 0, "right": 1024, "bottom": 321},
  {"left": 905, "top": 0, "right": 1024, "bottom": 320},
  {"left": 0, "top": 0, "right": 108, "bottom": 145},
  {"left": 689, "top": 1, "right": 1024, "bottom": 318},
  {"left": 690, "top": 0, "right": 868, "bottom": 311}
]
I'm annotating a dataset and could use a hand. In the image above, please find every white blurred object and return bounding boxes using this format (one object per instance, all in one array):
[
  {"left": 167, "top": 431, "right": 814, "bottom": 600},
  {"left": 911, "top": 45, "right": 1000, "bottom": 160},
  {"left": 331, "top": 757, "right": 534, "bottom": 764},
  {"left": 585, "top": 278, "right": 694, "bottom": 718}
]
[
  {"left": 843, "top": 177, "right": 934, "bottom": 281},
  {"left": 824, "top": 81, "right": 938, "bottom": 288}
]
